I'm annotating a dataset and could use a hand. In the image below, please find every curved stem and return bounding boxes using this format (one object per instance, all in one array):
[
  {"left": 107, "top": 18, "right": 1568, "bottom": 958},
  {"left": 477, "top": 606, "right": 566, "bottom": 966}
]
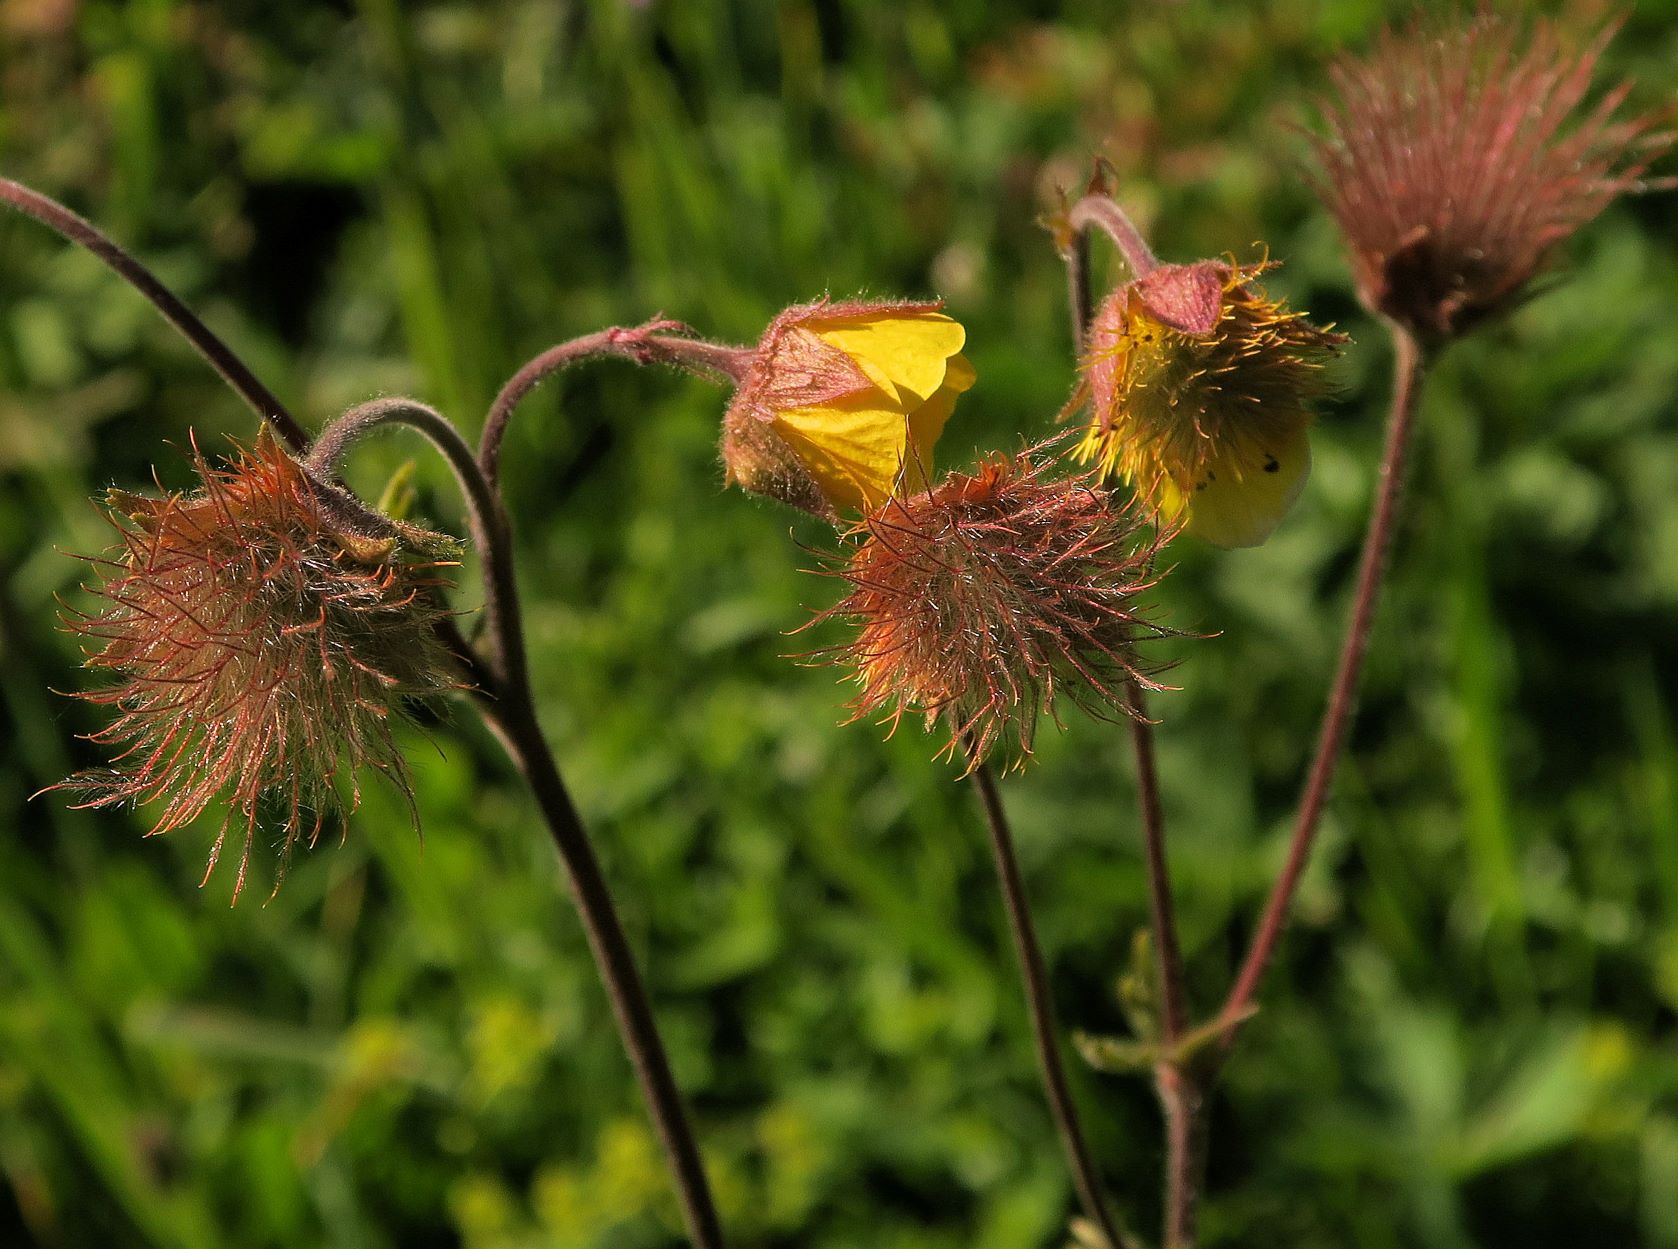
[
  {"left": 312, "top": 397, "right": 725, "bottom": 1249},
  {"left": 485, "top": 691, "right": 725, "bottom": 1249},
  {"left": 1218, "top": 327, "right": 1428, "bottom": 1032},
  {"left": 308, "top": 398, "right": 499, "bottom": 570},
  {"left": 1068, "top": 195, "right": 1161, "bottom": 281},
  {"left": 969, "top": 758, "right": 1133, "bottom": 1249},
  {"left": 307, "top": 397, "right": 522, "bottom": 683},
  {"left": 479, "top": 323, "right": 750, "bottom": 488},
  {"left": 0, "top": 176, "right": 309, "bottom": 453}
]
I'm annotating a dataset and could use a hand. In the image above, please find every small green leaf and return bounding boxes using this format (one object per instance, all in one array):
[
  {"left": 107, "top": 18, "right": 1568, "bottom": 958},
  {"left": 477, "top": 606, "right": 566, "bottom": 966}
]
[
  {"left": 1115, "top": 928, "right": 1160, "bottom": 1042},
  {"left": 375, "top": 459, "right": 420, "bottom": 521},
  {"left": 1073, "top": 1030, "right": 1159, "bottom": 1075}
]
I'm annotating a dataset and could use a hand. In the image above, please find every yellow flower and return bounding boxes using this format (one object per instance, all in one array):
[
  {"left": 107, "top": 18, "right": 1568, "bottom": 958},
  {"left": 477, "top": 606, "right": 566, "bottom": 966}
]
[
  {"left": 722, "top": 299, "right": 976, "bottom": 517},
  {"left": 1077, "top": 259, "right": 1344, "bottom": 548}
]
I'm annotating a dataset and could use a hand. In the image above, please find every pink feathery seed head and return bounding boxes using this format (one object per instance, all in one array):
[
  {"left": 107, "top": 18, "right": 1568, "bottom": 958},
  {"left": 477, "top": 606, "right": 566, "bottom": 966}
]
[
  {"left": 807, "top": 443, "right": 1177, "bottom": 773},
  {"left": 53, "top": 427, "right": 462, "bottom": 902},
  {"left": 1309, "top": 10, "right": 1675, "bottom": 345}
]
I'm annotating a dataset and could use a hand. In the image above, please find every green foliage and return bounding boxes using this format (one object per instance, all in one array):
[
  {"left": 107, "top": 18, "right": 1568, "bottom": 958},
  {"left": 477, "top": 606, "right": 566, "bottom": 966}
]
[{"left": 3, "top": 1, "right": 1676, "bottom": 1246}]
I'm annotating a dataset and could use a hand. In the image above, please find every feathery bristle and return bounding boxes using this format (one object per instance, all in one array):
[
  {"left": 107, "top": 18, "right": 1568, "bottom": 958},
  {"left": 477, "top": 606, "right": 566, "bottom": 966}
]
[
  {"left": 1310, "top": 11, "right": 1675, "bottom": 342},
  {"left": 808, "top": 445, "right": 1174, "bottom": 771},
  {"left": 55, "top": 430, "right": 460, "bottom": 901}
]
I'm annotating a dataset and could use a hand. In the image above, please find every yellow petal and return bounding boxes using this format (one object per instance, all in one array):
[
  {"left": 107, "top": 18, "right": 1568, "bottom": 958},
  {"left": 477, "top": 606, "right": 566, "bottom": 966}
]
[
  {"left": 773, "top": 394, "right": 914, "bottom": 513},
  {"left": 806, "top": 312, "right": 968, "bottom": 405},
  {"left": 1181, "top": 416, "right": 1311, "bottom": 548},
  {"left": 899, "top": 354, "right": 977, "bottom": 496},
  {"left": 938, "top": 350, "right": 977, "bottom": 395}
]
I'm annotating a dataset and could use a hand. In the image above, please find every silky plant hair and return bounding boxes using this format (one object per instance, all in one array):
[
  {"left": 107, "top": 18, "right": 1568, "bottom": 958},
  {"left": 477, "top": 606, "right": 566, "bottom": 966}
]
[
  {"left": 57, "top": 429, "right": 460, "bottom": 899},
  {"left": 807, "top": 443, "right": 1174, "bottom": 771},
  {"left": 1309, "top": 10, "right": 1676, "bottom": 343}
]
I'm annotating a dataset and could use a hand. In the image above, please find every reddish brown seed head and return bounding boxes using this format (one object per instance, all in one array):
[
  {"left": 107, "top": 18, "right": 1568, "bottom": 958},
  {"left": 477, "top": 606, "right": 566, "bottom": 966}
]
[
  {"left": 56, "top": 429, "right": 459, "bottom": 901},
  {"left": 1309, "top": 12, "right": 1674, "bottom": 344},
  {"left": 809, "top": 445, "right": 1173, "bottom": 772}
]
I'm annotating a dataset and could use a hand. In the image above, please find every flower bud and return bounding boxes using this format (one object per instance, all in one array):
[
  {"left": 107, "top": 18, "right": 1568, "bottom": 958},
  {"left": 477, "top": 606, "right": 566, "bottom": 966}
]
[{"left": 722, "top": 298, "right": 976, "bottom": 518}]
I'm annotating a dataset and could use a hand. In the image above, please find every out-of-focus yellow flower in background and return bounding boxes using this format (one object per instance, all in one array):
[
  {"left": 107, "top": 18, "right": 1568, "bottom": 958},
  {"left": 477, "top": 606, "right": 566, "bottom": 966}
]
[{"left": 722, "top": 300, "right": 975, "bottom": 517}]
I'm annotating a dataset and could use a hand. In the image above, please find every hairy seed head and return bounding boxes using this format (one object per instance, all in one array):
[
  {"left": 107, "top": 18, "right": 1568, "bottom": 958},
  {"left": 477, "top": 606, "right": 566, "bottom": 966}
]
[
  {"left": 808, "top": 445, "right": 1173, "bottom": 772},
  {"left": 55, "top": 429, "right": 460, "bottom": 901},
  {"left": 1309, "top": 12, "right": 1675, "bottom": 344}
]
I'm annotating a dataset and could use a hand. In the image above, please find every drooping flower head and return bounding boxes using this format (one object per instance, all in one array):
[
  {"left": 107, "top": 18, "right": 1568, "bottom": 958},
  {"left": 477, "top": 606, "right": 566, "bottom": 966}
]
[
  {"left": 1077, "top": 258, "right": 1345, "bottom": 549},
  {"left": 1309, "top": 11, "right": 1675, "bottom": 344},
  {"left": 56, "top": 428, "right": 459, "bottom": 900},
  {"left": 808, "top": 445, "right": 1172, "bottom": 772},
  {"left": 721, "top": 298, "right": 976, "bottom": 518}
]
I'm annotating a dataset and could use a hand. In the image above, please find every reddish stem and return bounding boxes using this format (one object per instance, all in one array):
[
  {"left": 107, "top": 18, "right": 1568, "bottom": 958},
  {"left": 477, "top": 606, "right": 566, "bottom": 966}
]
[
  {"left": 0, "top": 177, "right": 309, "bottom": 454},
  {"left": 1218, "top": 327, "right": 1428, "bottom": 1031},
  {"left": 1127, "top": 684, "right": 1188, "bottom": 1044},
  {"left": 1068, "top": 203, "right": 1198, "bottom": 1247},
  {"left": 1157, "top": 1064, "right": 1207, "bottom": 1249},
  {"left": 1068, "top": 195, "right": 1161, "bottom": 280},
  {"left": 485, "top": 691, "right": 725, "bottom": 1249},
  {"left": 479, "top": 325, "right": 749, "bottom": 487},
  {"left": 1125, "top": 682, "right": 1199, "bottom": 1246},
  {"left": 969, "top": 757, "right": 1134, "bottom": 1249}
]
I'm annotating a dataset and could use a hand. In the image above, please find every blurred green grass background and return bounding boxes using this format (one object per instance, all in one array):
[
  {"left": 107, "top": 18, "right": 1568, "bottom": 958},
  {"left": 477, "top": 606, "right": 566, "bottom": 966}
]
[{"left": 2, "top": 1, "right": 1677, "bottom": 1245}]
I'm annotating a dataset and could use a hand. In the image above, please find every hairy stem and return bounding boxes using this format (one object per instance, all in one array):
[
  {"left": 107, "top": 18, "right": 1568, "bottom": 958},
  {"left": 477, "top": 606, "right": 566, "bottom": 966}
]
[
  {"left": 1068, "top": 207, "right": 1198, "bottom": 1247},
  {"left": 0, "top": 177, "right": 309, "bottom": 453},
  {"left": 1068, "top": 195, "right": 1161, "bottom": 280},
  {"left": 479, "top": 324, "right": 749, "bottom": 488},
  {"left": 304, "top": 398, "right": 512, "bottom": 674},
  {"left": 484, "top": 691, "right": 725, "bottom": 1249},
  {"left": 1157, "top": 1065, "right": 1207, "bottom": 1249},
  {"left": 306, "top": 397, "right": 726, "bottom": 1249},
  {"left": 969, "top": 757, "right": 1132, "bottom": 1249},
  {"left": 1125, "top": 683, "right": 1199, "bottom": 1246},
  {"left": 307, "top": 397, "right": 498, "bottom": 546},
  {"left": 1126, "top": 684, "right": 1188, "bottom": 1046},
  {"left": 1218, "top": 327, "right": 1428, "bottom": 1032}
]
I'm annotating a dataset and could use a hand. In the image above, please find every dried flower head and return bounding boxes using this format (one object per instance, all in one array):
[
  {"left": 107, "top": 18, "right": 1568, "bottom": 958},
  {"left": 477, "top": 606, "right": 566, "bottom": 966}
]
[
  {"left": 808, "top": 445, "right": 1172, "bottom": 771},
  {"left": 1309, "top": 11, "right": 1676, "bottom": 344},
  {"left": 56, "top": 428, "right": 460, "bottom": 900},
  {"left": 1076, "top": 258, "right": 1344, "bottom": 549},
  {"left": 721, "top": 298, "right": 976, "bottom": 518}
]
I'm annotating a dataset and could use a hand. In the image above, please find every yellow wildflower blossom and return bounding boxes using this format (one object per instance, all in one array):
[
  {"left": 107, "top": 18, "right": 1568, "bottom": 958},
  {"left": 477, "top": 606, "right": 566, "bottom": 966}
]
[
  {"left": 1078, "top": 259, "right": 1344, "bottom": 548},
  {"left": 722, "top": 299, "right": 975, "bottom": 517}
]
